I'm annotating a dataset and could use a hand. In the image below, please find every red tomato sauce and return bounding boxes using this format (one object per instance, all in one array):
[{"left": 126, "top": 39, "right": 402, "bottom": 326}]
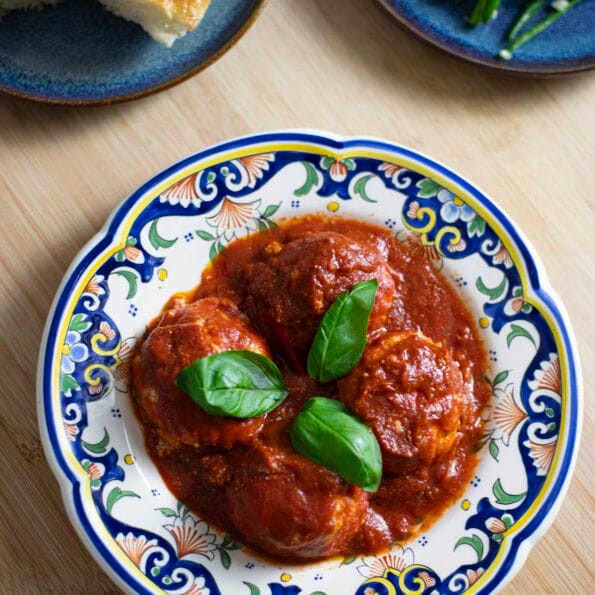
[{"left": 131, "top": 214, "right": 491, "bottom": 562}]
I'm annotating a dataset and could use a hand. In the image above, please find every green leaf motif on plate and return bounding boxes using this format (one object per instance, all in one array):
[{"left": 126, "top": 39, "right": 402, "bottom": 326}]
[
  {"left": 455, "top": 533, "right": 484, "bottom": 561},
  {"left": 243, "top": 582, "right": 261, "bottom": 595},
  {"left": 416, "top": 178, "right": 442, "bottom": 198},
  {"left": 148, "top": 219, "right": 177, "bottom": 250},
  {"left": 196, "top": 229, "right": 216, "bottom": 241},
  {"left": 476, "top": 275, "right": 507, "bottom": 301},
  {"left": 353, "top": 174, "right": 377, "bottom": 203},
  {"left": 112, "top": 270, "right": 139, "bottom": 300},
  {"left": 489, "top": 439, "right": 500, "bottom": 461},
  {"left": 506, "top": 323, "right": 536, "bottom": 347},
  {"left": 467, "top": 214, "right": 486, "bottom": 237},
  {"left": 492, "top": 478, "right": 526, "bottom": 505},
  {"left": 69, "top": 313, "right": 92, "bottom": 333},
  {"left": 294, "top": 161, "right": 320, "bottom": 196},
  {"left": 156, "top": 507, "right": 177, "bottom": 518},
  {"left": 106, "top": 486, "right": 140, "bottom": 515},
  {"left": 82, "top": 428, "right": 110, "bottom": 454},
  {"left": 60, "top": 372, "right": 79, "bottom": 396},
  {"left": 492, "top": 370, "right": 509, "bottom": 386}
]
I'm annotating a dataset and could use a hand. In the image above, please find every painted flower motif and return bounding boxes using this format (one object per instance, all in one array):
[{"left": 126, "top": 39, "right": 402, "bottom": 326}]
[
  {"left": 84, "top": 274, "right": 105, "bottom": 296},
  {"left": 320, "top": 156, "right": 355, "bottom": 182},
  {"left": 238, "top": 153, "right": 275, "bottom": 188},
  {"left": 64, "top": 423, "right": 79, "bottom": 441},
  {"left": 98, "top": 321, "right": 116, "bottom": 341},
  {"left": 357, "top": 547, "right": 415, "bottom": 578},
  {"left": 523, "top": 437, "right": 557, "bottom": 476},
  {"left": 87, "top": 382, "right": 105, "bottom": 396},
  {"left": 183, "top": 576, "right": 210, "bottom": 595},
  {"left": 114, "top": 338, "right": 136, "bottom": 392},
  {"left": 61, "top": 331, "right": 89, "bottom": 375},
  {"left": 206, "top": 198, "right": 262, "bottom": 242},
  {"left": 492, "top": 243, "right": 513, "bottom": 269},
  {"left": 446, "top": 237, "right": 467, "bottom": 253},
  {"left": 115, "top": 236, "right": 144, "bottom": 264},
  {"left": 465, "top": 567, "right": 485, "bottom": 587},
  {"left": 407, "top": 200, "right": 420, "bottom": 219},
  {"left": 417, "top": 571, "right": 436, "bottom": 588},
  {"left": 466, "top": 567, "right": 485, "bottom": 586},
  {"left": 116, "top": 532, "right": 158, "bottom": 568},
  {"left": 378, "top": 162, "right": 402, "bottom": 178},
  {"left": 160, "top": 173, "right": 201, "bottom": 208},
  {"left": 401, "top": 231, "right": 443, "bottom": 269},
  {"left": 485, "top": 513, "right": 514, "bottom": 542},
  {"left": 487, "top": 384, "right": 527, "bottom": 445},
  {"left": 165, "top": 516, "right": 217, "bottom": 560},
  {"left": 504, "top": 286, "right": 532, "bottom": 315},
  {"left": 81, "top": 460, "right": 105, "bottom": 490},
  {"left": 437, "top": 189, "right": 475, "bottom": 224},
  {"left": 528, "top": 353, "right": 560, "bottom": 394}
]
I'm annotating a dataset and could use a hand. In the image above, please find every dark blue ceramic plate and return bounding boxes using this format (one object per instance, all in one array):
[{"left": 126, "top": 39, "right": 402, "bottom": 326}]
[
  {"left": 377, "top": 0, "right": 595, "bottom": 75},
  {"left": 0, "top": 0, "right": 266, "bottom": 105}
]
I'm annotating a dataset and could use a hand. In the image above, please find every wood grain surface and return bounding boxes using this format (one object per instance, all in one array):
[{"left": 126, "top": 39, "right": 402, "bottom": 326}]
[{"left": 0, "top": 1, "right": 593, "bottom": 593}]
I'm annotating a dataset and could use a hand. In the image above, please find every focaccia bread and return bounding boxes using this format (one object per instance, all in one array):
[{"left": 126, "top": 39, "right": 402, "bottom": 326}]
[
  {"left": 98, "top": 0, "right": 211, "bottom": 47},
  {"left": 0, "top": 0, "right": 211, "bottom": 47}
]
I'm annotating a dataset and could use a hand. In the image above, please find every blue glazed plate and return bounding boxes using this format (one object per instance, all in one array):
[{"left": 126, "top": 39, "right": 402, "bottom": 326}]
[
  {"left": 0, "top": 0, "right": 265, "bottom": 105},
  {"left": 38, "top": 131, "right": 582, "bottom": 594},
  {"left": 377, "top": 0, "right": 595, "bottom": 75}
]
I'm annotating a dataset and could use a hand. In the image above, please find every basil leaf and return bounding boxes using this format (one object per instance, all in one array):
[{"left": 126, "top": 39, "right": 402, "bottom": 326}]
[
  {"left": 175, "top": 350, "right": 288, "bottom": 418},
  {"left": 290, "top": 397, "right": 382, "bottom": 492},
  {"left": 307, "top": 279, "right": 378, "bottom": 382}
]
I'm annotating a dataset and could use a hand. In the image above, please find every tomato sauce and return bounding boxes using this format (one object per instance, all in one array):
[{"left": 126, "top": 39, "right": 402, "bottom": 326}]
[{"left": 132, "top": 214, "right": 491, "bottom": 562}]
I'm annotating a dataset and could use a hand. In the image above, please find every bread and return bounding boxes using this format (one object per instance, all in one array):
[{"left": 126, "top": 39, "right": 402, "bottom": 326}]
[
  {"left": 0, "top": 0, "right": 211, "bottom": 47},
  {"left": 98, "top": 0, "right": 211, "bottom": 47}
]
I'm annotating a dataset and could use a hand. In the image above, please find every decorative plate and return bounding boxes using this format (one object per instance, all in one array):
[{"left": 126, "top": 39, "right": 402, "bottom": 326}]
[
  {"left": 377, "top": 0, "right": 595, "bottom": 75},
  {"left": 0, "top": 0, "right": 265, "bottom": 105},
  {"left": 38, "top": 131, "right": 582, "bottom": 594}
]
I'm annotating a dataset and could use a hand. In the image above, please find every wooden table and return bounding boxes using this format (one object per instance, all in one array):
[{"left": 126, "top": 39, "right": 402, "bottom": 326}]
[{"left": 1, "top": 1, "right": 593, "bottom": 592}]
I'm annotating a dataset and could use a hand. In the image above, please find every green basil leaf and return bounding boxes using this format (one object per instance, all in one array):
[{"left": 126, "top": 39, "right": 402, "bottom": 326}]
[
  {"left": 307, "top": 279, "right": 378, "bottom": 382},
  {"left": 290, "top": 397, "right": 382, "bottom": 492},
  {"left": 175, "top": 350, "right": 288, "bottom": 418}
]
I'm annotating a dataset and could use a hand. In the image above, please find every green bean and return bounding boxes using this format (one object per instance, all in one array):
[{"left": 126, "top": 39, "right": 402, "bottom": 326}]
[
  {"left": 469, "top": 0, "right": 489, "bottom": 26},
  {"left": 499, "top": 0, "right": 584, "bottom": 60},
  {"left": 483, "top": 0, "right": 502, "bottom": 23},
  {"left": 508, "top": 0, "right": 546, "bottom": 40},
  {"left": 469, "top": 0, "right": 501, "bottom": 26}
]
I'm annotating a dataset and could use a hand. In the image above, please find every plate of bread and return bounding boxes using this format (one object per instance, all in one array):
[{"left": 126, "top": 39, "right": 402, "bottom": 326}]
[{"left": 0, "top": 0, "right": 266, "bottom": 105}]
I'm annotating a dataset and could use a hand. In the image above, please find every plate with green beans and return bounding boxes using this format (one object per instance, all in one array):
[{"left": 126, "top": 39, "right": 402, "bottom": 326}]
[{"left": 376, "top": 0, "right": 594, "bottom": 75}]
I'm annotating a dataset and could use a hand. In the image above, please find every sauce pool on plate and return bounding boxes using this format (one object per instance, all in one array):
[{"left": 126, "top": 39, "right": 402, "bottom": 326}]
[{"left": 130, "top": 214, "right": 491, "bottom": 562}]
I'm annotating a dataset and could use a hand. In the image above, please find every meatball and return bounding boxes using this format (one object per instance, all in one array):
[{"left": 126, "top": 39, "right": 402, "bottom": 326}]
[
  {"left": 245, "top": 231, "right": 396, "bottom": 362},
  {"left": 132, "top": 297, "right": 271, "bottom": 448},
  {"left": 337, "top": 331, "right": 470, "bottom": 473},
  {"left": 225, "top": 443, "right": 368, "bottom": 561}
]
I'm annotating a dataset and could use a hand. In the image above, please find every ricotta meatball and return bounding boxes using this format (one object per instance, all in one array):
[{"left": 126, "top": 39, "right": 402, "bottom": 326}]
[
  {"left": 245, "top": 231, "right": 396, "bottom": 362},
  {"left": 225, "top": 443, "right": 368, "bottom": 561},
  {"left": 337, "top": 331, "right": 470, "bottom": 473},
  {"left": 132, "top": 297, "right": 271, "bottom": 449}
]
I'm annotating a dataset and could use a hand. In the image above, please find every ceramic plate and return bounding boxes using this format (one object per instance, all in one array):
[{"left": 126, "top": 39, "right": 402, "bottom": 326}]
[
  {"left": 38, "top": 131, "right": 582, "bottom": 594},
  {"left": 0, "top": 0, "right": 265, "bottom": 105},
  {"left": 377, "top": 0, "right": 595, "bottom": 75}
]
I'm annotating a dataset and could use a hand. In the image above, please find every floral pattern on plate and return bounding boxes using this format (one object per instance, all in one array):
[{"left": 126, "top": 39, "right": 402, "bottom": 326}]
[{"left": 38, "top": 131, "right": 582, "bottom": 594}]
